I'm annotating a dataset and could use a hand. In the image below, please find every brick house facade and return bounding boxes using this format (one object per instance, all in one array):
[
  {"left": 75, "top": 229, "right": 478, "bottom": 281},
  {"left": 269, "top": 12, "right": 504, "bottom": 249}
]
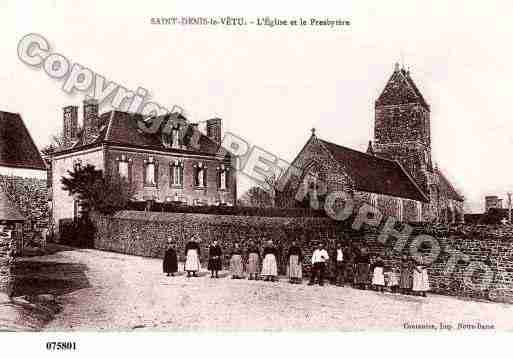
[
  {"left": 277, "top": 64, "right": 464, "bottom": 223},
  {"left": 51, "top": 100, "right": 236, "bottom": 232}
]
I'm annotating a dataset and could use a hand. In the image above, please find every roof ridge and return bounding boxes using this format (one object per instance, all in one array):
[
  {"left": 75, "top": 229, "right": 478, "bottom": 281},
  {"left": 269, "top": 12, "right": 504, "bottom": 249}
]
[
  {"left": 319, "top": 137, "right": 399, "bottom": 165},
  {"left": 0, "top": 110, "right": 21, "bottom": 116}
]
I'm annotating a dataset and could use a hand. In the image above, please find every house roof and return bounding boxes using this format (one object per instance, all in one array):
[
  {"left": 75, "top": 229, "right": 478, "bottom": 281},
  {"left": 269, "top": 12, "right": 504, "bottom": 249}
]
[
  {"left": 436, "top": 168, "right": 464, "bottom": 201},
  {"left": 56, "top": 111, "right": 227, "bottom": 159},
  {"left": 375, "top": 67, "right": 429, "bottom": 109},
  {"left": 0, "top": 187, "right": 25, "bottom": 221},
  {"left": 0, "top": 111, "right": 47, "bottom": 171},
  {"left": 318, "top": 137, "right": 429, "bottom": 202}
]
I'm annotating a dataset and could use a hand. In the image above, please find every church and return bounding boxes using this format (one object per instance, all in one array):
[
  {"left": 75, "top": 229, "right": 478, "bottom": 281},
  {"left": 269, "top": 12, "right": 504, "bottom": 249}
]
[{"left": 277, "top": 63, "right": 464, "bottom": 224}]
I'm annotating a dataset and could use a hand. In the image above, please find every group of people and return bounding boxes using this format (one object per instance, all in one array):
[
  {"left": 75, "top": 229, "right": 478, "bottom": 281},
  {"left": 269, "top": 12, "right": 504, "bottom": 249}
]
[{"left": 162, "top": 237, "right": 430, "bottom": 297}]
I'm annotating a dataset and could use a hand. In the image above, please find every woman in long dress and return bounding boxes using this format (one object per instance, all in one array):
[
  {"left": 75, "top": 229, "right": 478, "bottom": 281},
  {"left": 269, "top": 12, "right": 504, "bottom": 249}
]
[
  {"left": 354, "top": 247, "right": 371, "bottom": 289},
  {"left": 384, "top": 256, "right": 399, "bottom": 293},
  {"left": 261, "top": 239, "right": 278, "bottom": 282},
  {"left": 163, "top": 239, "right": 178, "bottom": 276},
  {"left": 208, "top": 240, "right": 222, "bottom": 278},
  {"left": 399, "top": 255, "right": 414, "bottom": 295},
  {"left": 185, "top": 237, "right": 201, "bottom": 277},
  {"left": 371, "top": 254, "right": 385, "bottom": 292},
  {"left": 287, "top": 239, "right": 303, "bottom": 284},
  {"left": 344, "top": 246, "right": 355, "bottom": 286},
  {"left": 412, "top": 263, "right": 430, "bottom": 297},
  {"left": 246, "top": 240, "right": 261, "bottom": 280},
  {"left": 230, "top": 243, "right": 244, "bottom": 279}
]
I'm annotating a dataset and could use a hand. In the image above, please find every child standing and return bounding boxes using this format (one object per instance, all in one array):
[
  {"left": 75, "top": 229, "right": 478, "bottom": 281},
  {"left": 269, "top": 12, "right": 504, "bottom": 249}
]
[
  {"left": 371, "top": 254, "right": 385, "bottom": 292},
  {"left": 384, "top": 258, "right": 399, "bottom": 293},
  {"left": 412, "top": 262, "right": 430, "bottom": 297}
]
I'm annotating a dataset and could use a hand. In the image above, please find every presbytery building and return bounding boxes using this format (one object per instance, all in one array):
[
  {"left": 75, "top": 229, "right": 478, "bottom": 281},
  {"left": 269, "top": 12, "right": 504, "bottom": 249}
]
[{"left": 51, "top": 99, "right": 236, "bottom": 231}]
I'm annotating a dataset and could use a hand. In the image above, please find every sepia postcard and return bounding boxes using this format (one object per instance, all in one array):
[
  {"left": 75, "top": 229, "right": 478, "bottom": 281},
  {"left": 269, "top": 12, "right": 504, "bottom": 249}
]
[{"left": 0, "top": 0, "right": 512, "bottom": 357}]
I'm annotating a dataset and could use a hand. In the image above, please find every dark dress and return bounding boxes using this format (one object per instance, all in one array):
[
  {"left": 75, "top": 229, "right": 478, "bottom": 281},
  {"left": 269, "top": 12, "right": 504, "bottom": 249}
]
[
  {"left": 208, "top": 245, "right": 223, "bottom": 271},
  {"left": 399, "top": 259, "right": 414, "bottom": 289},
  {"left": 344, "top": 249, "right": 355, "bottom": 283},
  {"left": 163, "top": 247, "right": 178, "bottom": 274},
  {"left": 354, "top": 252, "right": 371, "bottom": 284}
]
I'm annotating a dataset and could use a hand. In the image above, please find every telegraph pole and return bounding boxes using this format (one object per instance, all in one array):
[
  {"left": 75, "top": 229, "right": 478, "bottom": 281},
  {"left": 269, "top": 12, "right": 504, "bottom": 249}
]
[{"left": 508, "top": 192, "right": 512, "bottom": 224}]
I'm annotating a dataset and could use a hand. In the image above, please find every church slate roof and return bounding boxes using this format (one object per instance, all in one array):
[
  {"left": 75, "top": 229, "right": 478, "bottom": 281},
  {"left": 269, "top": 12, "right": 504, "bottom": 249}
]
[
  {"left": 318, "top": 138, "right": 429, "bottom": 202},
  {"left": 375, "top": 67, "right": 429, "bottom": 109},
  {"left": 436, "top": 168, "right": 464, "bottom": 201},
  {"left": 55, "top": 111, "right": 226, "bottom": 158},
  {"left": 0, "top": 111, "right": 47, "bottom": 171}
]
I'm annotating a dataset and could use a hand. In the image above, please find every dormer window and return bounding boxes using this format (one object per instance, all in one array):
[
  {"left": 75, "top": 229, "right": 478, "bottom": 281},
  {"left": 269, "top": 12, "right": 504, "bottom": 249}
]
[
  {"left": 171, "top": 127, "right": 180, "bottom": 149},
  {"left": 144, "top": 156, "right": 158, "bottom": 187},
  {"left": 194, "top": 162, "right": 207, "bottom": 188},
  {"left": 170, "top": 160, "right": 184, "bottom": 187}
]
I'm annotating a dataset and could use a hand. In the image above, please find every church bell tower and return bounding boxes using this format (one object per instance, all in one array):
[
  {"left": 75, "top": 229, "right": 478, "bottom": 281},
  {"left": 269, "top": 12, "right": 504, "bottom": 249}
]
[{"left": 372, "top": 63, "right": 433, "bottom": 193}]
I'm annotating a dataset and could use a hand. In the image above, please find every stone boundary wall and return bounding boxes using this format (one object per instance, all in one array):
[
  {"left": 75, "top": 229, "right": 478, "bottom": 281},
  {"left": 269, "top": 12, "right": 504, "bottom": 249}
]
[
  {"left": 90, "top": 211, "right": 513, "bottom": 303},
  {"left": 91, "top": 210, "right": 350, "bottom": 272}
]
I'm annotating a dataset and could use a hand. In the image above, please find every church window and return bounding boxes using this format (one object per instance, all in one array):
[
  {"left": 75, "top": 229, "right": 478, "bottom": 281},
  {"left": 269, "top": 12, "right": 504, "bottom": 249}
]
[
  {"left": 417, "top": 201, "right": 423, "bottom": 222},
  {"left": 397, "top": 199, "right": 404, "bottom": 222}
]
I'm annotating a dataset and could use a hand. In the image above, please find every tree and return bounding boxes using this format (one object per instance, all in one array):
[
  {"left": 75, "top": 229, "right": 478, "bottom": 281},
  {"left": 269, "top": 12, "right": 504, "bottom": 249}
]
[
  {"left": 61, "top": 164, "right": 134, "bottom": 215},
  {"left": 237, "top": 186, "right": 274, "bottom": 207}
]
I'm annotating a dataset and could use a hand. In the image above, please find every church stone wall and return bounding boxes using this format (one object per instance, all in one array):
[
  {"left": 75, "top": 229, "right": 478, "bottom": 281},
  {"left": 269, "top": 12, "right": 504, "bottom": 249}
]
[{"left": 276, "top": 137, "right": 353, "bottom": 208}]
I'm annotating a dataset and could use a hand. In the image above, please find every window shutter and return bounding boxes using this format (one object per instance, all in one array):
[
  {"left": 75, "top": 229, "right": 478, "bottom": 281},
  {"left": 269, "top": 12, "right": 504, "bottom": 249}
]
[
  {"left": 203, "top": 167, "right": 208, "bottom": 188},
  {"left": 128, "top": 161, "right": 133, "bottom": 184},
  {"left": 169, "top": 163, "right": 174, "bottom": 187},
  {"left": 193, "top": 166, "right": 198, "bottom": 187},
  {"left": 154, "top": 161, "right": 159, "bottom": 187},
  {"left": 143, "top": 162, "right": 147, "bottom": 186},
  {"left": 179, "top": 163, "right": 184, "bottom": 186}
]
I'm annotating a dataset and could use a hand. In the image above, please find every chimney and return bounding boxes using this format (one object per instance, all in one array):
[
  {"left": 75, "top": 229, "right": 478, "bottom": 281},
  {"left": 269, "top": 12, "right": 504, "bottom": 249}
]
[
  {"left": 63, "top": 105, "right": 78, "bottom": 145},
  {"left": 83, "top": 98, "right": 99, "bottom": 129},
  {"left": 82, "top": 99, "right": 99, "bottom": 144},
  {"left": 206, "top": 118, "right": 222, "bottom": 144}
]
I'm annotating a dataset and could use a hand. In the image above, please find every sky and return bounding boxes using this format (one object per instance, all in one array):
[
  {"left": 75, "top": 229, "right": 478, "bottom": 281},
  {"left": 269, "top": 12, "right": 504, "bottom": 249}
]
[{"left": 1, "top": 0, "right": 512, "bottom": 213}]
